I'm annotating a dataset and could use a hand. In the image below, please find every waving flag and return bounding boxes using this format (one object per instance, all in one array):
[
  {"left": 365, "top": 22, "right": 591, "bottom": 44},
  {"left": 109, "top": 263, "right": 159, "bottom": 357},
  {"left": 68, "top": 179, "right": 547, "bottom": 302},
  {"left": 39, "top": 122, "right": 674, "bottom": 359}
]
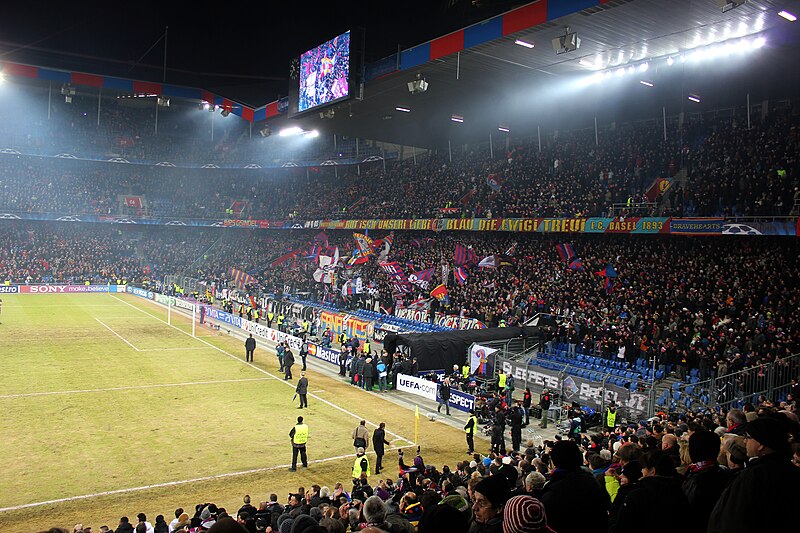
[
  {"left": 487, "top": 174, "right": 502, "bottom": 192},
  {"left": 504, "top": 242, "right": 518, "bottom": 257},
  {"left": 270, "top": 250, "right": 299, "bottom": 267},
  {"left": 313, "top": 248, "right": 340, "bottom": 284},
  {"left": 305, "top": 244, "right": 322, "bottom": 261},
  {"left": 453, "top": 244, "right": 478, "bottom": 266},
  {"left": 380, "top": 261, "right": 411, "bottom": 293},
  {"left": 454, "top": 266, "right": 469, "bottom": 285},
  {"left": 314, "top": 232, "right": 329, "bottom": 247},
  {"left": 354, "top": 233, "right": 374, "bottom": 256},
  {"left": 409, "top": 267, "right": 434, "bottom": 290},
  {"left": 347, "top": 249, "right": 370, "bottom": 268},
  {"left": 555, "top": 243, "right": 576, "bottom": 263},
  {"left": 478, "top": 255, "right": 496, "bottom": 268},
  {"left": 594, "top": 264, "right": 618, "bottom": 293},
  {"left": 406, "top": 298, "right": 431, "bottom": 310},
  {"left": 228, "top": 267, "right": 256, "bottom": 288},
  {"left": 568, "top": 258, "right": 584, "bottom": 272},
  {"left": 430, "top": 284, "right": 450, "bottom": 305}
]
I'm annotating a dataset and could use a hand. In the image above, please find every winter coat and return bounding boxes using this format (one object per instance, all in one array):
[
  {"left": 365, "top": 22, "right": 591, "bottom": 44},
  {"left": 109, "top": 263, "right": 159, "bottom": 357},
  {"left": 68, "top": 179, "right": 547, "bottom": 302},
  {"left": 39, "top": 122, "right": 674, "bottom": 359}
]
[
  {"left": 540, "top": 468, "right": 610, "bottom": 533},
  {"left": 613, "top": 475, "right": 689, "bottom": 533}
]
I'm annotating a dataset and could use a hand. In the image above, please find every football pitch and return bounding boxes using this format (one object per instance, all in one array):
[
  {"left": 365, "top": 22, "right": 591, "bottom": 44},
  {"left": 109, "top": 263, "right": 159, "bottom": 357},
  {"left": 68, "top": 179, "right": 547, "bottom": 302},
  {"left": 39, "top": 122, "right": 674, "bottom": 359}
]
[{"left": 0, "top": 293, "right": 467, "bottom": 531}]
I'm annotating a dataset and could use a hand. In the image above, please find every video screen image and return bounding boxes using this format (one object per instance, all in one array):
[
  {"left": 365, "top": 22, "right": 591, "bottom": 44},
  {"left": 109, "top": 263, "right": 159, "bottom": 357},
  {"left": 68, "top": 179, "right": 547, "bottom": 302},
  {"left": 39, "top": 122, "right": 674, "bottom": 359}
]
[{"left": 298, "top": 30, "right": 351, "bottom": 113}]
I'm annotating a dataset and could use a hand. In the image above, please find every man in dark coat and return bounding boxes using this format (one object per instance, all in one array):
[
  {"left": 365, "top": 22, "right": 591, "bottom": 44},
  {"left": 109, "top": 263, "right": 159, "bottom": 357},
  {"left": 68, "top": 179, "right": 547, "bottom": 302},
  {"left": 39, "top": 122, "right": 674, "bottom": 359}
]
[
  {"left": 295, "top": 372, "right": 309, "bottom": 408},
  {"left": 508, "top": 404, "right": 524, "bottom": 452},
  {"left": 283, "top": 348, "right": 295, "bottom": 380},
  {"left": 438, "top": 378, "right": 452, "bottom": 415},
  {"left": 244, "top": 334, "right": 256, "bottom": 362},
  {"left": 707, "top": 416, "right": 800, "bottom": 533},
  {"left": 539, "top": 440, "right": 609, "bottom": 533},
  {"left": 363, "top": 357, "right": 375, "bottom": 391},
  {"left": 681, "top": 430, "right": 731, "bottom": 533},
  {"left": 491, "top": 407, "right": 506, "bottom": 454},
  {"left": 372, "top": 422, "right": 391, "bottom": 474}
]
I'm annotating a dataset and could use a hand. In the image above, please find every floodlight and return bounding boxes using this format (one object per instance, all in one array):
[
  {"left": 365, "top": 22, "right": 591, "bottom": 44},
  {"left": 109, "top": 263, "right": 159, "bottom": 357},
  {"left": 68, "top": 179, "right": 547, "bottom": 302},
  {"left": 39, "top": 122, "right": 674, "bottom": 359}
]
[
  {"left": 0, "top": 72, "right": 4, "bottom": 85},
  {"left": 304, "top": 130, "right": 319, "bottom": 138},
  {"left": 498, "top": 125, "right": 510, "bottom": 132},
  {"left": 451, "top": 114, "right": 464, "bottom": 123},
  {"left": 717, "top": 0, "right": 746, "bottom": 13},
  {"left": 667, "top": 57, "right": 675, "bottom": 66},
  {"left": 514, "top": 39, "right": 535, "bottom": 49},
  {"left": 220, "top": 109, "right": 230, "bottom": 117},
  {"left": 279, "top": 126, "right": 303, "bottom": 137},
  {"left": 778, "top": 10, "right": 797, "bottom": 22},
  {"left": 395, "top": 106, "right": 411, "bottom": 113},
  {"left": 688, "top": 94, "right": 701, "bottom": 103},
  {"left": 408, "top": 73, "right": 428, "bottom": 94},
  {"left": 157, "top": 96, "right": 170, "bottom": 107},
  {"left": 552, "top": 27, "right": 581, "bottom": 55},
  {"left": 639, "top": 80, "right": 654, "bottom": 87},
  {"left": 259, "top": 127, "right": 271, "bottom": 137}
]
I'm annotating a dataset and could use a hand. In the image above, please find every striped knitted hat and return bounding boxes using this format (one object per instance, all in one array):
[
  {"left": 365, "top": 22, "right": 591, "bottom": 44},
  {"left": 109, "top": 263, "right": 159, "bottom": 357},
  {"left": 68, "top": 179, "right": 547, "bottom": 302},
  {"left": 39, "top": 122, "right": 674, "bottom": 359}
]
[{"left": 503, "top": 496, "right": 554, "bottom": 533}]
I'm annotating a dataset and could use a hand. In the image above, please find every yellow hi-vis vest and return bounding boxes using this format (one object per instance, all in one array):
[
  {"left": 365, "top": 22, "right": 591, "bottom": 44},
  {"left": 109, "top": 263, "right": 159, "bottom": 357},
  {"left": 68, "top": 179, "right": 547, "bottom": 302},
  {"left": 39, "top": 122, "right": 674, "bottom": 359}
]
[
  {"left": 465, "top": 416, "right": 478, "bottom": 435},
  {"left": 498, "top": 373, "right": 507, "bottom": 390},
  {"left": 462, "top": 365, "right": 470, "bottom": 379},
  {"left": 268, "top": 312, "right": 274, "bottom": 321},
  {"left": 606, "top": 409, "right": 617, "bottom": 428},
  {"left": 352, "top": 455, "right": 371, "bottom": 478},
  {"left": 292, "top": 424, "right": 309, "bottom": 445},
  {"left": 363, "top": 341, "right": 371, "bottom": 354}
]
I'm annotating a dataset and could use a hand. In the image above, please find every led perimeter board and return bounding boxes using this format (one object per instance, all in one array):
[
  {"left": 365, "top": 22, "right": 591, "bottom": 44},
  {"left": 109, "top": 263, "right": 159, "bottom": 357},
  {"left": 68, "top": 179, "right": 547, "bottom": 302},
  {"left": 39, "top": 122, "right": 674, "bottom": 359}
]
[{"left": 298, "top": 30, "right": 351, "bottom": 114}]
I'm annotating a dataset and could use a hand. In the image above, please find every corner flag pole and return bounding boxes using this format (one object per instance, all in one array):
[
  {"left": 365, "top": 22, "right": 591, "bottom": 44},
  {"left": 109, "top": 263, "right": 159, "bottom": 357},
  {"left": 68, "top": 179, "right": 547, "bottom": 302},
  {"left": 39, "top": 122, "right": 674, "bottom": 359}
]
[
  {"left": 414, "top": 404, "right": 419, "bottom": 446},
  {"left": 168, "top": 296, "right": 172, "bottom": 326},
  {"left": 192, "top": 303, "right": 196, "bottom": 338}
]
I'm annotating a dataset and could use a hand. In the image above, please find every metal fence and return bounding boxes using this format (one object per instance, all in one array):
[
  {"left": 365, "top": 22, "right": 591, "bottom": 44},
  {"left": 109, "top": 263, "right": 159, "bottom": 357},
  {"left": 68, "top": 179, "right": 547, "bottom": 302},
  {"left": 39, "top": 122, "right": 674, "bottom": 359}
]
[{"left": 661, "top": 353, "right": 800, "bottom": 413}]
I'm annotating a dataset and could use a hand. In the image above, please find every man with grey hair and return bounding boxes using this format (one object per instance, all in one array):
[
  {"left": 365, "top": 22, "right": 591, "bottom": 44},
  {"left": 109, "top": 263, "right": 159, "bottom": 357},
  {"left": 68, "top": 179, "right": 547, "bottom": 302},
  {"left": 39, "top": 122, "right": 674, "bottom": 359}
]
[
  {"left": 725, "top": 409, "right": 747, "bottom": 436},
  {"left": 363, "top": 495, "right": 388, "bottom": 526}
]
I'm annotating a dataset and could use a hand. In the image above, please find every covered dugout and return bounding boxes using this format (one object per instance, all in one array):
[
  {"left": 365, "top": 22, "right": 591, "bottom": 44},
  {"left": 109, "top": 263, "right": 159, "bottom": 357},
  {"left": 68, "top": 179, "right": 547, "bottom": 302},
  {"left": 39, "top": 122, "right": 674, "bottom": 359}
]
[{"left": 383, "top": 326, "right": 540, "bottom": 371}]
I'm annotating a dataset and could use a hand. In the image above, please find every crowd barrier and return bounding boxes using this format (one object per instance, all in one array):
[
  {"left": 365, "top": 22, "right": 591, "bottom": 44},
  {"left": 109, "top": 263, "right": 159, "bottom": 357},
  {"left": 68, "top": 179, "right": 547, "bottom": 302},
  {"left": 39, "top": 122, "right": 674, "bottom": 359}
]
[{"left": 396, "top": 373, "right": 476, "bottom": 413}]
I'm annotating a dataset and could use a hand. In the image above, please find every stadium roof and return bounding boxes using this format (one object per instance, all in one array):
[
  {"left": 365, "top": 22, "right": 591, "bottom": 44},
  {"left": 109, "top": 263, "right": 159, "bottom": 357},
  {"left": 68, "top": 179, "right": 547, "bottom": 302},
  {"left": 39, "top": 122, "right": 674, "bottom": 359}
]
[{"left": 280, "top": 0, "right": 800, "bottom": 147}]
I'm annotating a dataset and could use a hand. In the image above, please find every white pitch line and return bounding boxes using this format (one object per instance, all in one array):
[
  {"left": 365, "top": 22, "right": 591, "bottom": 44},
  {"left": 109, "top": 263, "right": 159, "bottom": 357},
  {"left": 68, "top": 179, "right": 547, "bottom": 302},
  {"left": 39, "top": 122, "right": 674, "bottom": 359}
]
[
  {"left": 94, "top": 318, "right": 141, "bottom": 352},
  {"left": 138, "top": 347, "right": 208, "bottom": 352},
  {"left": 0, "top": 446, "right": 403, "bottom": 513},
  {"left": 0, "top": 377, "right": 275, "bottom": 399},
  {"left": 110, "top": 295, "right": 415, "bottom": 446}
]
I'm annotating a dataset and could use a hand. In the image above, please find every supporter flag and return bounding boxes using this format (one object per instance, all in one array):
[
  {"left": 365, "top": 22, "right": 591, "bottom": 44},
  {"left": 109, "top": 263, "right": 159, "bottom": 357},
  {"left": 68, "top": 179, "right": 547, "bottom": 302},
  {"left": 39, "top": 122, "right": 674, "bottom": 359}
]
[
  {"left": 380, "top": 261, "right": 411, "bottom": 293},
  {"left": 594, "top": 264, "right": 618, "bottom": 294},
  {"left": 482, "top": 280, "right": 496, "bottom": 289},
  {"left": 271, "top": 250, "right": 299, "bottom": 267},
  {"left": 430, "top": 284, "right": 450, "bottom": 305},
  {"left": 478, "top": 255, "right": 497, "bottom": 269},
  {"left": 453, "top": 243, "right": 478, "bottom": 266},
  {"left": 568, "top": 258, "right": 584, "bottom": 272},
  {"left": 314, "top": 232, "right": 329, "bottom": 247},
  {"left": 504, "top": 242, "right": 518, "bottom": 257},
  {"left": 458, "top": 187, "right": 477, "bottom": 206},
  {"left": 124, "top": 196, "right": 142, "bottom": 208},
  {"left": 487, "top": 174, "right": 502, "bottom": 192},
  {"left": 305, "top": 245, "right": 322, "bottom": 261},
  {"left": 354, "top": 233, "right": 374, "bottom": 256},
  {"left": 409, "top": 267, "right": 434, "bottom": 290},
  {"left": 228, "top": 267, "right": 256, "bottom": 288},
  {"left": 406, "top": 298, "right": 431, "bottom": 310},
  {"left": 555, "top": 243, "right": 576, "bottom": 263},
  {"left": 313, "top": 248, "right": 340, "bottom": 284},
  {"left": 248, "top": 295, "right": 259, "bottom": 310},
  {"left": 347, "top": 249, "right": 370, "bottom": 268},
  {"left": 454, "top": 266, "right": 469, "bottom": 285},
  {"left": 644, "top": 177, "right": 673, "bottom": 202}
]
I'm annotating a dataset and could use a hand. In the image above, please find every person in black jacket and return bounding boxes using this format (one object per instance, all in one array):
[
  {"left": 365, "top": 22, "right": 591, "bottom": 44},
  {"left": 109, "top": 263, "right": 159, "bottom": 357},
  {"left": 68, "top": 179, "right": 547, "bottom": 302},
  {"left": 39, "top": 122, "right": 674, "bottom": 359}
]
[
  {"left": 363, "top": 357, "right": 375, "bottom": 391},
  {"left": 372, "top": 422, "right": 391, "bottom": 474},
  {"left": 539, "top": 440, "right": 609, "bottom": 533},
  {"left": 491, "top": 407, "right": 506, "bottom": 454},
  {"left": 681, "top": 430, "right": 731, "bottom": 533},
  {"left": 707, "top": 415, "right": 800, "bottom": 533},
  {"left": 508, "top": 404, "right": 524, "bottom": 452},
  {"left": 438, "top": 378, "right": 452, "bottom": 415},
  {"left": 613, "top": 449, "right": 689, "bottom": 533},
  {"left": 244, "top": 334, "right": 256, "bottom": 362},
  {"left": 295, "top": 372, "right": 309, "bottom": 409},
  {"left": 283, "top": 348, "right": 294, "bottom": 380}
]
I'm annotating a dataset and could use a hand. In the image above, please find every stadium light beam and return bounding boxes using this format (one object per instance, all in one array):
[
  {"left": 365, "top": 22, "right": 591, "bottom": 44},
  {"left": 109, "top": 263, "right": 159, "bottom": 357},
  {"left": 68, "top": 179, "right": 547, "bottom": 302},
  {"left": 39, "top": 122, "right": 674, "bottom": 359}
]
[
  {"left": 640, "top": 80, "right": 654, "bottom": 87},
  {"left": 0, "top": 72, "right": 4, "bottom": 85},
  {"left": 778, "top": 10, "right": 797, "bottom": 22},
  {"left": 498, "top": 126, "right": 510, "bottom": 132},
  {"left": 279, "top": 126, "right": 303, "bottom": 137},
  {"left": 451, "top": 114, "right": 464, "bottom": 123},
  {"left": 395, "top": 106, "right": 411, "bottom": 113},
  {"left": 514, "top": 39, "right": 535, "bottom": 49},
  {"left": 688, "top": 94, "right": 701, "bottom": 103},
  {"left": 303, "top": 130, "right": 319, "bottom": 138}
]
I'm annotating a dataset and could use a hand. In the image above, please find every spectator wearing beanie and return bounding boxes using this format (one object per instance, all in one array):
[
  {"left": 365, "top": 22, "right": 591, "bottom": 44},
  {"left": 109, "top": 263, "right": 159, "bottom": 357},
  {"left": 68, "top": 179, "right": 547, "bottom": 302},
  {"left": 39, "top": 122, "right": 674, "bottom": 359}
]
[
  {"left": 470, "top": 475, "right": 511, "bottom": 533},
  {"left": 502, "top": 496, "right": 554, "bottom": 533},
  {"left": 539, "top": 441, "right": 609, "bottom": 533},
  {"left": 609, "top": 461, "right": 642, "bottom": 524},
  {"left": 708, "top": 416, "right": 800, "bottom": 533},
  {"left": 682, "top": 430, "right": 731, "bottom": 533}
]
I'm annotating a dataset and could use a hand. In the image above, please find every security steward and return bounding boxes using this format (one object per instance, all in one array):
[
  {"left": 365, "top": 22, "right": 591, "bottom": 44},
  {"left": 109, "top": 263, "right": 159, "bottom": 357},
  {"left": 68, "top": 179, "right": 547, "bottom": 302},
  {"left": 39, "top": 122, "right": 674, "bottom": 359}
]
[
  {"left": 605, "top": 403, "right": 618, "bottom": 432},
  {"left": 277, "top": 313, "right": 285, "bottom": 332},
  {"left": 352, "top": 447, "right": 370, "bottom": 484},
  {"left": 464, "top": 409, "right": 478, "bottom": 454},
  {"left": 288, "top": 416, "right": 309, "bottom": 471},
  {"left": 267, "top": 310, "right": 275, "bottom": 329},
  {"left": 363, "top": 338, "right": 371, "bottom": 356}
]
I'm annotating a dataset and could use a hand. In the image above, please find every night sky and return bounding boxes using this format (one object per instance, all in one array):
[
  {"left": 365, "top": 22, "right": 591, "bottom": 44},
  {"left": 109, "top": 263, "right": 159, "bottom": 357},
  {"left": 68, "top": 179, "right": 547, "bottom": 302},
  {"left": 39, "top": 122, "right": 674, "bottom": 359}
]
[{"left": 0, "top": 0, "right": 524, "bottom": 105}]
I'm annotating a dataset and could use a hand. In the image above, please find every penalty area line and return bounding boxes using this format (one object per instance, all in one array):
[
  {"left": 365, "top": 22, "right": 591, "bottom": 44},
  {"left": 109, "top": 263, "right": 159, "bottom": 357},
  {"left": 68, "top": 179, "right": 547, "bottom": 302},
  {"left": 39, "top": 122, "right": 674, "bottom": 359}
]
[
  {"left": 0, "top": 446, "right": 404, "bottom": 513},
  {"left": 110, "top": 295, "right": 415, "bottom": 446},
  {"left": 94, "top": 318, "right": 141, "bottom": 352}
]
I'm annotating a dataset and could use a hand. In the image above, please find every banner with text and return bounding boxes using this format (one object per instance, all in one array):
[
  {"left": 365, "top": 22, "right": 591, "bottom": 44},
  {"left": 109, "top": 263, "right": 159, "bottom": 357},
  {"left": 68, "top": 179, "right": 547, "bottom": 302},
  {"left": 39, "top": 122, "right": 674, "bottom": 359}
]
[
  {"left": 397, "top": 373, "right": 475, "bottom": 413},
  {"left": 395, "top": 308, "right": 486, "bottom": 330}
]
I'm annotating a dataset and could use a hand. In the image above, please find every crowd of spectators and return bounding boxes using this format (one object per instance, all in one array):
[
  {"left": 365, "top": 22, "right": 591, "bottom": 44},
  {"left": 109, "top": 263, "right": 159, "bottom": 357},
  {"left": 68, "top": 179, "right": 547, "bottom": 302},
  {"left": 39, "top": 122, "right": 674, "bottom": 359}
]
[
  {"left": 2, "top": 222, "right": 798, "bottom": 384},
  {"left": 1, "top": 93, "right": 797, "bottom": 220},
  {"left": 43, "top": 400, "right": 800, "bottom": 533}
]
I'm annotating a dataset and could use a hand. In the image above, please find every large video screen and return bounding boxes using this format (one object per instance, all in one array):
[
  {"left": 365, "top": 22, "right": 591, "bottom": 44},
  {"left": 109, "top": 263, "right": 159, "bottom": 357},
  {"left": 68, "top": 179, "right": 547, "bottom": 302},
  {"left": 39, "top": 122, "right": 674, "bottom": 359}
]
[{"left": 298, "top": 30, "right": 351, "bottom": 113}]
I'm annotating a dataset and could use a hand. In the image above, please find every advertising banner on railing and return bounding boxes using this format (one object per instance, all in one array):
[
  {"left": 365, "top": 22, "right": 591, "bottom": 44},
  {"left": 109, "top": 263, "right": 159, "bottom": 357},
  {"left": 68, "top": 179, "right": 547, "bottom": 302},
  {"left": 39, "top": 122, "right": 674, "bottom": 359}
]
[
  {"left": 204, "top": 307, "right": 243, "bottom": 329},
  {"left": 20, "top": 284, "right": 121, "bottom": 294},
  {"left": 307, "top": 342, "right": 353, "bottom": 367},
  {"left": 499, "top": 358, "right": 649, "bottom": 419},
  {"left": 241, "top": 318, "right": 303, "bottom": 351},
  {"left": 0, "top": 285, "right": 20, "bottom": 293},
  {"left": 397, "top": 373, "right": 475, "bottom": 413},
  {"left": 127, "top": 286, "right": 154, "bottom": 299}
]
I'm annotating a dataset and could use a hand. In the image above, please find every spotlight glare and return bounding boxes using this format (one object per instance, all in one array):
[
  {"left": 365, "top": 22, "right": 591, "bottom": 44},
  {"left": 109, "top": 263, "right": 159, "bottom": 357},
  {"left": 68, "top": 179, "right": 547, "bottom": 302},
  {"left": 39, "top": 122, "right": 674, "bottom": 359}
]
[
  {"left": 687, "top": 94, "right": 701, "bottom": 103},
  {"left": 639, "top": 80, "right": 654, "bottom": 87},
  {"left": 667, "top": 57, "right": 675, "bottom": 66},
  {"left": 498, "top": 126, "right": 510, "bottom": 132},
  {"left": 304, "top": 130, "right": 319, "bottom": 138},
  {"left": 514, "top": 39, "right": 535, "bottom": 49},
  {"left": 451, "top": 114, "right": 464, "bottom": 123},
  {"left": 278, "top": 126, "right": 303, "bottom": 137},
  {"left": 779, "top": 10, "right": 797, "bottom": 22},
  {"left": 626, "top": 66, "right": 635, "bottom": 74},
  {"left": 615, "top": 67, "right": 626, "bottom": 77},
  {"left": 639, "top": 62, "right": 649, "bottom": 72},
  {"left": 395, "top": 106, "right": 411, "bottom": 113},
  {"left": 0, "top": 72, "right": 4, "bottom": 84},
  {"left": 752, "top": 36, "right": 767, "bottom": 48}
]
